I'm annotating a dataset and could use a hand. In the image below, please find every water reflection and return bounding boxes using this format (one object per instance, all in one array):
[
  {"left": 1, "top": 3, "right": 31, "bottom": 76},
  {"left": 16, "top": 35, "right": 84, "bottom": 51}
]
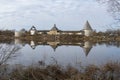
[
  {"left": 14, "top": 38, "right": 120, "bottom": 57},
  {"left": 83, "top": 41, "right": 92, "bottom": 56},
  {"left": 30, "top": 40, "right": 36, "bottom": 49},
  {"left": 97, "top": 41, "right": 120, "bottom": 48},
  {"left": 0, "top": 38, "right": 117, "bottom": 67},
  {"left": 14, "top": 39, "right": 94, "bottom": 56}
]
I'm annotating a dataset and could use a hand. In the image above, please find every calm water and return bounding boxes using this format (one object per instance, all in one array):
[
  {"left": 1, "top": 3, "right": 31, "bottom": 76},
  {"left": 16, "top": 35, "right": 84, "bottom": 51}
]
[{"left": 1, "top": 39, "right": 120, "bottom": 68}]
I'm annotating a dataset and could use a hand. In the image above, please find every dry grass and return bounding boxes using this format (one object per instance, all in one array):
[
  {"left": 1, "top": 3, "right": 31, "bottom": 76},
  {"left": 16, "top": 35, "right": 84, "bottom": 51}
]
[{"left": 0, "top": 62, "right": 120, "bottom": 80}]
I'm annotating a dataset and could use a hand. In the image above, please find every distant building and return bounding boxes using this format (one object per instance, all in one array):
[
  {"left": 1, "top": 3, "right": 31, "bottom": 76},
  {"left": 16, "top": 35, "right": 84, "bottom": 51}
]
[
  {"left": 60, "top": 30, "right": 84, "bottom": 35},
  {"left": 15, "top": 31, "right": 21, "bottom": 37},
  {"left": 15, "top": 21, "right": 93, "bottom": 37},
  {"left": 29, "top": 26, "right": 37, "bottom": 35},
  {"left": 15, "top": 28, "right": 26, "bottom": 37},
  {"left": 47, "top": 24, "right": 60, "bottom": 35},
  {"left": 83, "top": 21, "right": 93, "bottom": 36}
]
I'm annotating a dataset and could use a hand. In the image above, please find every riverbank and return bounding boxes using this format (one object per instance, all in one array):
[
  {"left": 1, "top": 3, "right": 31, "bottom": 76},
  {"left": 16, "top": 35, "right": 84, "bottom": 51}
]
[
  {"left": 14, "top": 34, "right": 120, "bottom": 42},
  {"left": 0, "top": 62, "right": 120, "bottom": 80},
  {"left": 0, "top": 30, "right": 120, "bottom": 42}
]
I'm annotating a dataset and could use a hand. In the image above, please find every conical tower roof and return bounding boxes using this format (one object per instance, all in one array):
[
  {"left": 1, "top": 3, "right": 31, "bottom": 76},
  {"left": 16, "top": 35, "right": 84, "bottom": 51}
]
[
  {"left": 50, "top": 45, "right": 58, "bottom": 51},
  {"left": 51, "top": 24, "right": 59, "bottom": 31},
  {"left": 30, "top": 25, "right": 36, "bottom": 30},
  {"left": 83, "top": 47, "right": 92, "bottom": 57},
  {"left": 32, "top": 25, "right": 35, "bottom": 28},
  {"left": 82, "top": 41, "right": 93, "bottom": 57},
  {"left": 31, "top": 45, "right": 36, "bottom": 49},
  {"left": 84, "top": 21, "right": 92, "bottom": 30}
]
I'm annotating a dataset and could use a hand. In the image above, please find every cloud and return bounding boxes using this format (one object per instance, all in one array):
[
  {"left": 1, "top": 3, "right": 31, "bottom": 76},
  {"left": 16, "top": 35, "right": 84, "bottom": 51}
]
[
  {"left": 0, "top": 0, "right": 115, "bottom": 30},
  {"left": 0, "top": 0, "right": 97, "bottom": 17}
]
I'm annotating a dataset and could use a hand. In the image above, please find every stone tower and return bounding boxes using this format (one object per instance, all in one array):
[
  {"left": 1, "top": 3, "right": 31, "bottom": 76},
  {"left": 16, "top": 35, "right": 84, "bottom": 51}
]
[
  {"left": 51, "top": 24, "right": 58, "bottom": 31},
  {"left": 30, "top": 26, "right": 37, "bottom": 35},
  {"left": 84, "top": 21, "right": 93, "bottom": 36},
  {"left": 47, "top": 24, "right": 59, "bottom": 35},
  {"left": 15, "top": 29, "right": 26, "bottom": 37}
]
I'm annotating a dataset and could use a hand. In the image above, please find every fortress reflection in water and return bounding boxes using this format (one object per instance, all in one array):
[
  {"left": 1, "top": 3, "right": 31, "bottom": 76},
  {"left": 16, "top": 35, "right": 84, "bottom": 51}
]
[{"left": 14, "top": 38, "right": 93, "bottom": 57}]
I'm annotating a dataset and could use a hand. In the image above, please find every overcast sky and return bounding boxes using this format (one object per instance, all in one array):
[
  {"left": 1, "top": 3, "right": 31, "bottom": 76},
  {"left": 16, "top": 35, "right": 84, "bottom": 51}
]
[{"left": 0, "top": 0, "right": 116, "bottom": 31}]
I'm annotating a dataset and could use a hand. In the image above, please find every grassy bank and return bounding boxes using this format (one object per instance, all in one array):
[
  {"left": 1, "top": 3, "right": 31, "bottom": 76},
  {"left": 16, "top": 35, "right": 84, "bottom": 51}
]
[{"left": 0, "top": 62, "right": 120, "bottom": 80}]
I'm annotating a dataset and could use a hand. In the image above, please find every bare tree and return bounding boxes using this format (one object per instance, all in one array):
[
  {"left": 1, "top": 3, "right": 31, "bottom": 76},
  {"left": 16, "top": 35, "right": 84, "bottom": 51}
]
[
  {"left": 97, "top": 0, "right": 120, "bottom": 21},
  {"left": 0, "top": 44, "right": 21, "bottom": 65}
]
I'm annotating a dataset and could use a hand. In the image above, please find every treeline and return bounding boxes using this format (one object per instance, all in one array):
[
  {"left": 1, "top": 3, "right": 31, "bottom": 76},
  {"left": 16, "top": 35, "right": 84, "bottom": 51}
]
[
  {"left": 93, "top": 29, "right": 120, "bottom": 36},
  {"left": 0, "top": 30, "right": 14, "bottom": 36},
  {"left": 0, "top": 29, "right": 120, "bottom": 38}
]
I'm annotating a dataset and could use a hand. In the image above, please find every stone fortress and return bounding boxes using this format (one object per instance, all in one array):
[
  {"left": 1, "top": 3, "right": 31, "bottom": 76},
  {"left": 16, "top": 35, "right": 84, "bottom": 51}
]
[
  {"left": 14, "top": 21, "right": 94, "bottom": 56},
  {"left": 15, "top": 21, "right": 93, "bottom": 37}
]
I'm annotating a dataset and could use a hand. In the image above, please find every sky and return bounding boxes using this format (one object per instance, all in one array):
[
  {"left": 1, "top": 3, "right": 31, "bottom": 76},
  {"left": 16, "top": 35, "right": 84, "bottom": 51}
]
[{"left": 0, "top": 0, "right": 117, "bottom": 31}]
